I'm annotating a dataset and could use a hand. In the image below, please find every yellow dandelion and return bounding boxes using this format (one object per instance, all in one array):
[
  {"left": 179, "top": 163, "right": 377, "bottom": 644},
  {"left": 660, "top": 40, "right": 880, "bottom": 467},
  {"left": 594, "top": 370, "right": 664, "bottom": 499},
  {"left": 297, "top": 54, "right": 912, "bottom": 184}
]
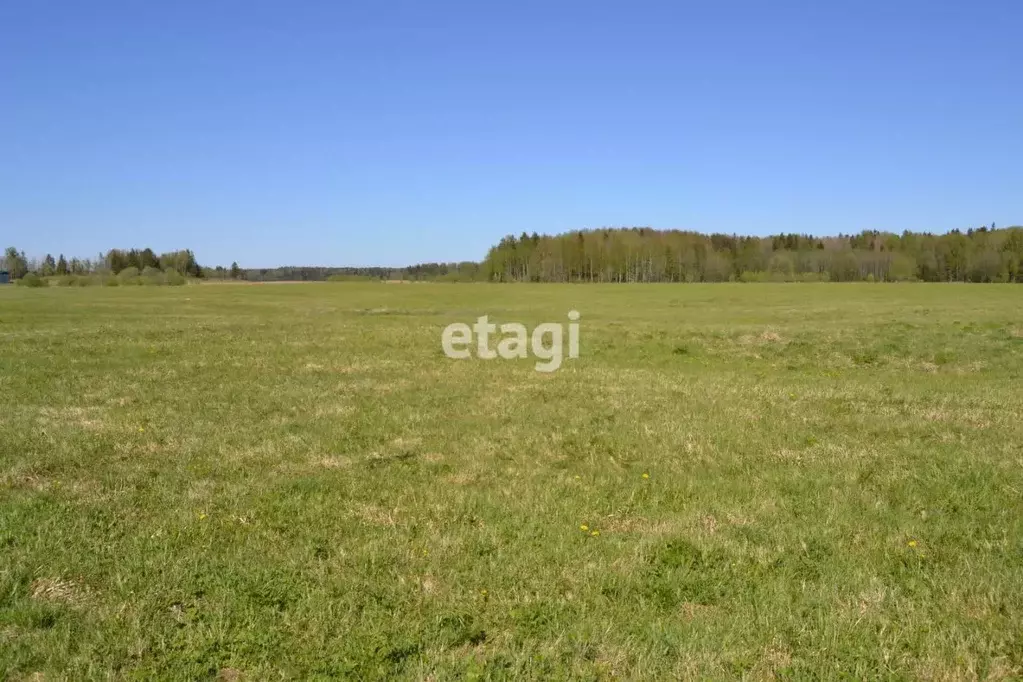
[
  {"left": 591, "top": 530, "right": 600, "bottom": 537},
  {"left": 642, "top": 473, "right": 650, "bottom": 479},
  {"left": 198, "top": 512, "right": 207, "bottom": 520},
  {"left": 138, "top": 427, "right": 145, "bottom": 433},
  {"left": 580, "top": 524, "right": 588, "bottom": 531},
  {"left": 908, "top": 540, "right": 917, "bottom": 547}
]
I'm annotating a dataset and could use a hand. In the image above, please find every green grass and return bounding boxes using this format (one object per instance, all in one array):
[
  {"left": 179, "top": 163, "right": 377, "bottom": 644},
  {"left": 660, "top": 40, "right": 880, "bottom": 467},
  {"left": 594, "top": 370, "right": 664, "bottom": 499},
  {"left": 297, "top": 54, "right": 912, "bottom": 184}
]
[{"left": 1, "top": 282, "right": 1022, "bottom": 680}]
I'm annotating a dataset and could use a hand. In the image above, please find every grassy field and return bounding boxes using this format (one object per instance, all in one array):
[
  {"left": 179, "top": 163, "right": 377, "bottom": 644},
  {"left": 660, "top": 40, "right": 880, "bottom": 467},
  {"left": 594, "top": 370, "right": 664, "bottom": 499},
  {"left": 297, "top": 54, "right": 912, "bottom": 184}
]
[{"left": 1, "top": 282, "right": 1022, "bottom": 680}]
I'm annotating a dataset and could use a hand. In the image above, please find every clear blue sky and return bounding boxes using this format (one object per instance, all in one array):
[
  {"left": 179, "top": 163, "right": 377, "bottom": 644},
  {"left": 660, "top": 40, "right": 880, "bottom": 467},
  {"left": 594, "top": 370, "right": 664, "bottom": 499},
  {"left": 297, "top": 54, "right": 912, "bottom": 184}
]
[{"left": 2, "top": 1, "right": 1020, "bottom": 267}]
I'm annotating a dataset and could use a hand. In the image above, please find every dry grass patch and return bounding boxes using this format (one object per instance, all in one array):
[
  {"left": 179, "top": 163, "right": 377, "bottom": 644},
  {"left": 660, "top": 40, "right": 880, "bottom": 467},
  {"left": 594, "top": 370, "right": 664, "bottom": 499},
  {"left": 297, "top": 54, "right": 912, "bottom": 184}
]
[
  {"left": 315, "top": 455, "right": 352, "bottom": 469},
  {"left": 748, "top": 644, "right": 793, "bottom": 680},
  {"left": 352, "top": 503, "right": 399, "bottom": 527},
  {"left": 418, "top": 575, "right": 440, "bottom": 595},
  {"left": 736, "top": 330, "right": 786, "bottom": 346},
  {"left": 36, "top": 406, "right": 108, "bottom": 431},
  {"left": 30, "top": 578, "right": 92, "bottom": 607},
  {"left": 1, "top": 473, "right": 53, "bottom": 492},
  {"left": 912, "top": 657, "right": 1017, "bottom": 682},
  {"left": 679, "top": 601, "right": 719, "bottom": 620},
  {"left": 850, "top": 582, "right": 889, "bottom": 616}
]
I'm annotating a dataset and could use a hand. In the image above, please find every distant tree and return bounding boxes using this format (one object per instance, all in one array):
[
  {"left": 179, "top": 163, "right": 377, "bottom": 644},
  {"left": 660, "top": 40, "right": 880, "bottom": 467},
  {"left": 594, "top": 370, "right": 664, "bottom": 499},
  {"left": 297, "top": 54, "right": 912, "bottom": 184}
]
[
  {"left": 140, "top": 248, "right": 159, "bottom": 269},
  {"left": 969, "top": 249, "right": 1002, "bottom": 283},
  {"left": 56, "top": 254, "right": 69, "bottom": 275},
  {"left": 41, "top": 254, "right": 56, "bottom": 276},
  {"left": 105, "top": 249, "right": 128, "bottom": 273},
  {"left": 4, "top": 247, "right": 28, "bottom": 279},
  {"left": 156, "top": 249, "right": 203, "bottom": 277},
  {"left": 230, "top": 261, "right": 242, "bottom": 279},
  {"left": 768, "top": 252, "right": 795, "bottom": 280},
  {"left": 888, "top": 253, "right": 916, "bottom": 281}
]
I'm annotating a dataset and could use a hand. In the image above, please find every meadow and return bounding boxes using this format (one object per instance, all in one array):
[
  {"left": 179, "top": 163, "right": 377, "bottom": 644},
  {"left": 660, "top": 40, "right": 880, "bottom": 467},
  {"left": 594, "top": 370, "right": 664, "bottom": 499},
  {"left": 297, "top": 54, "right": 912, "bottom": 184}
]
[{"left": 1, "top": 282, "right": 1021, "bottom": 680}]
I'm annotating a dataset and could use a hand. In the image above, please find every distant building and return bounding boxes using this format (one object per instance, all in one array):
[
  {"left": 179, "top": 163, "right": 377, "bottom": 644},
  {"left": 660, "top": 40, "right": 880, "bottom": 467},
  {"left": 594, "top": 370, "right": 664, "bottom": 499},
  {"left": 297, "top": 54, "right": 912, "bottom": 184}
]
[{"left": 0, "top": 270, "right": 9, "bottom": 284}]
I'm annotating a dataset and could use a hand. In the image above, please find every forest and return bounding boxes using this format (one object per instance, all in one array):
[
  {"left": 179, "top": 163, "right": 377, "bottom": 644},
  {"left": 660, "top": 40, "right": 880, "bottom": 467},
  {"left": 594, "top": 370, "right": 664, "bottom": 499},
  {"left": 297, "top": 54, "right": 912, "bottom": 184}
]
[
  {"left": 481, "top": 225, "right": 1023, "bottom": 283},
  {"left": 5, "top": 225, "right": 1023, "bottom": 284},
  {"left": 1, "top": 247, "right": 202, "bottom": 281}
]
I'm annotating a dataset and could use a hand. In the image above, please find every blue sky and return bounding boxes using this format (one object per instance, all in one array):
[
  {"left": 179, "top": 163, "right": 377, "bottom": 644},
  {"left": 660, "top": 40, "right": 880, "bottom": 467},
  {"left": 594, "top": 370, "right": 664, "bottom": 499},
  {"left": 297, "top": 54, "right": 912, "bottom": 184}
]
[{"left": 2, "top": 1, "right": 1020, "bottom": 267}]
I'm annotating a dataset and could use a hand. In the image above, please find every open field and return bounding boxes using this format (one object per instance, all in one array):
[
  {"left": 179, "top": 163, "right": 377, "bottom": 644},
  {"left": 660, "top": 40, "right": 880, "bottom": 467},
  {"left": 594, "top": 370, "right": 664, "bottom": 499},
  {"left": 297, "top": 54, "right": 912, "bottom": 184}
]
[{"left": 1, "top": 283, "right": 1022, "bottom": 679}]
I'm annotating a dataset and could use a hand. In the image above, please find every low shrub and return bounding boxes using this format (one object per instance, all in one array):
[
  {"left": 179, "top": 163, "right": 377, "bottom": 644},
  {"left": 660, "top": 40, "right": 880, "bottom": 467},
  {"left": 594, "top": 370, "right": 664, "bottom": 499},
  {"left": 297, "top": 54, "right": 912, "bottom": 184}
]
[
  {"left": 141, "top": 266, "right": 166, "bottom": 285},
  {"left": 40, "top": 271, "right": 188, "bottom": 287},
  {"left": 164, "top": 270, "right": 186, "bottom": 286},
  {"left": 327, "top": 274, "right": 375, "bottom": 282},
  {"left": 117, "top": 267, "right": 142, "bottom": 285},
  {"left": 17, "top": 273, "right": 46, "bottom": 287}
]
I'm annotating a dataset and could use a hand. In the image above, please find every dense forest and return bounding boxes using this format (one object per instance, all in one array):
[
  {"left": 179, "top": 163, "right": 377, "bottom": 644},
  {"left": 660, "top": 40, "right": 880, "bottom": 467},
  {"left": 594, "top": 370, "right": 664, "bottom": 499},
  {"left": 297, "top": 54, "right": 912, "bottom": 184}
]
[
  {"left": 5, "top": 225, "right": 1023, "bottom": 284},
  {"left": 482, "top": 226, "right": 1023, "bottom": 283}
]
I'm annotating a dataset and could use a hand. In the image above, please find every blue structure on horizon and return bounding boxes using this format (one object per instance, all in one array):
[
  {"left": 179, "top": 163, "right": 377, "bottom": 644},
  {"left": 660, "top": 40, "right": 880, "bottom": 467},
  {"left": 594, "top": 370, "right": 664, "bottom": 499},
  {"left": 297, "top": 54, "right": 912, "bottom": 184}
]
[{"left": 0, "top": 270, "right": 9, "bottom": 284}]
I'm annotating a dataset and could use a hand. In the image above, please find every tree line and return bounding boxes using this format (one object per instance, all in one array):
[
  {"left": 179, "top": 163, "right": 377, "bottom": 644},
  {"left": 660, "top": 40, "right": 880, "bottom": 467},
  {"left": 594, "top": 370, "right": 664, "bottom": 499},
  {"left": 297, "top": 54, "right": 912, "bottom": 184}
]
[
  {"left": 6, "top": 225, "right": 1023, "bottom": 285},
  {"left": 217, "top": 262, "right": 484, "bottom": 282},
  {"left": 481, "top": 225, "right": 1023, "bottom": 283},
  {"left": 2, "top": 247, "right": 205, "bottom": 285},
  {"left": 3, "top": 247, "right": 203, "bottom": 278},
  {"left": 2, "top": 245, "right": 485, "bottom": 284}
]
